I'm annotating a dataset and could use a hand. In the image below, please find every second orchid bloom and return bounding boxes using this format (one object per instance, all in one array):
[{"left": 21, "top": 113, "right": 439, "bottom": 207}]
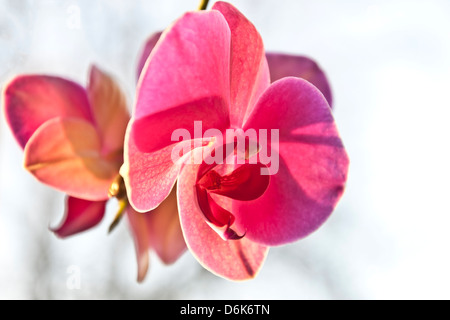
[{"left": 3, "top": 66, "right": 186, "bottom": 282}]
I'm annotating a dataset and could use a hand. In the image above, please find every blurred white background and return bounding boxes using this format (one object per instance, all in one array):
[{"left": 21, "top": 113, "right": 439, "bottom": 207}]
[{"left": 1, "top": 0, "right": 450, "bottom": 299}]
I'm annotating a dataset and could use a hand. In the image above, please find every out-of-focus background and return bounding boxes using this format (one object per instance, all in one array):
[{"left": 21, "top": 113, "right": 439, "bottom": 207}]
[{"left": 1, "top": 0, "right": 449, "bottom": 300}]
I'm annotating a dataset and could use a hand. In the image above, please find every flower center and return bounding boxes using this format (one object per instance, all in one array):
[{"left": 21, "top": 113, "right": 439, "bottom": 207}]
[
  {"left": 108, "top": 174, "right": 129, "bottom": 233},
  {"left": 195, "top": 162, "right": 270, "bottom": 240},
  {"left": 108, "top": 174, "right": 127, "bottom": 200}
]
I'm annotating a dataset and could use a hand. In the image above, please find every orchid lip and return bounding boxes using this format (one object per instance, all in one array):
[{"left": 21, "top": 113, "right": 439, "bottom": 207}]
[
  {"left": 223, "top": 221, "right": 246, "bottom": 240},
  {"left": 195, "top": 160, "right": 270, "bottom": 241}
]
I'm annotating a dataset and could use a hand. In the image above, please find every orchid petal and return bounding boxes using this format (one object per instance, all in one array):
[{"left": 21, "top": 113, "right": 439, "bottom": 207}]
[
  {"left": 212, "top": 1, "right": 270, "bottom": 127},
  {"left": 126, "top": 186, "right": 186, "bottom": 282},
  {"left": 266, "top": 53, "right": 333, "bottom": 107},
  {"left": 132, "top": 96, "right": 229, "bottom": 154},
  {"left": 236, "top": 77, "right": 349, "bottom": 245},
  {"left": 177, "top": 158, "right": 268, "bottom": 281},
  {"left": 146, "top": 185, "right": 186, "bottom": 264},
  {"left": 51, "top": 196, "right": 106, "bottom": 238},
  {"left": 3, "top": 75, "right": 92, "bottom": 149},
  {"left": 87, "top": 65, "right": 129, "bottom": 156},
  {"left": 24, "top": 118, "right": 120, "bottom": 201},
  {"left": 121, "top": 122, "right": 187, "bottom": 212},
  {"left": 136, "top": 32, "right": 162, "bottom": 81},
  {"left": 132, "top": 10, "right": 231, "bottom": 153},
  {"left": 126, "top": 205, "right": 150, "bottom": 283}
]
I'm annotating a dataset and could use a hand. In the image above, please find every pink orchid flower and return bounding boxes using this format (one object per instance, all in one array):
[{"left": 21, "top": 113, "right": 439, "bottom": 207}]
[
  {"left": 3, "top": 66, "right": 186, "bottom": 282},
  {"left": 123, "top": 2, "right": 349, "bottom": 280}
]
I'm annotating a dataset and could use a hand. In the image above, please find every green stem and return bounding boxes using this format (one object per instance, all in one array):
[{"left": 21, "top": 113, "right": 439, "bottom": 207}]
[{"left": 198, "top": 0, "right": 210, "bottom": 10}]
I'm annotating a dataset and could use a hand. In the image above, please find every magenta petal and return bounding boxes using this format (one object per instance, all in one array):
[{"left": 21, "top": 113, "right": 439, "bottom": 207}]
[
  {"left": 3, "top": 75, "right": 92, "bottom": 149},
  {"left": 122, "top": 123, "right": 187, "bottom": 212},
  {"left": 236, "top": 78, "right": 349, "bottom": 245},
  {"left": 198, "top": 163, "right": 270, "bottom": 201},
  {"left": 266, "top": 52, "right": 333, "bottom": 107},
  {"left": 133, "top": 10, "right": 231, "bottom": 153},
  {"left": 126, "top": 187, "right": 186, "bottom": 282},
  {"left": 132, "top": 96, "right": 229, "bottom": 154},
  {"left": 212, "top": 1, "right": 270, "bottom": 127},
  {"left": 196, "top": 186, "right": 234, "bottom": 228},
  {"left": 146, "top": 186, "right": 186, "bottom": 264},
  {"left": 24, "top": 117, "right": 119, "bottom": 201},
  {"left": 51, "top": 196, "right": 106, "bottom": 238},
  {"left": 177, "top": 159, "right": 268, "bottom": 281},
  {"left": 136, "top": 32, "right": 162, "bottom": 82}
]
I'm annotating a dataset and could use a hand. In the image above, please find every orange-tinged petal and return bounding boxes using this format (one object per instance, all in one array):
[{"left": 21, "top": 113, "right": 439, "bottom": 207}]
[
  {"left": 24, "top": 117, "right": 120, "bottom": 201},
  {"left": 87, "top": 65, "right": 130, "bottom": 156}
]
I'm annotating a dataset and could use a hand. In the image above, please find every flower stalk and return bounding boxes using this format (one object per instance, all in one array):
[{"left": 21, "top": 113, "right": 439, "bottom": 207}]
[
  {"left": 108, "top": 174, "right": 129, "bottom": 233},
  {"left": 108, "top": 198, "right": 128, "bottom": 234},
  {"left": 198, "top": 0, "right": 210, "bottom": 10}
]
